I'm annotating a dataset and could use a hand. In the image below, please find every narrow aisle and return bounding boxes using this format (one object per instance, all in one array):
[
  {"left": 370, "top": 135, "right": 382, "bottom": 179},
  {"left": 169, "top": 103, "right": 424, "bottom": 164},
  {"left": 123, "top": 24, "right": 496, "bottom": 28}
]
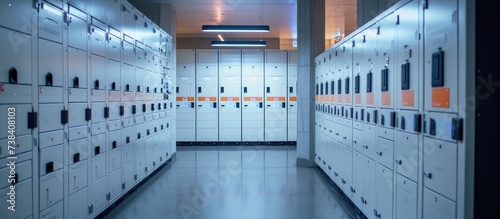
[{"left": 104, "top": 146, "right": 355, "bottom": 219}]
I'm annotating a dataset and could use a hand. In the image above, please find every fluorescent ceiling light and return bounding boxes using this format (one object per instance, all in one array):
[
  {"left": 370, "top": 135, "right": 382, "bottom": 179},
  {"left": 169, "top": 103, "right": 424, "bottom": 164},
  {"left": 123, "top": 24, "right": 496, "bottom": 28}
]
[
  {"left": 218, "top": 34, "right": 225, "bottom": 41},
  {"left": 211, "top": 41, "right": 267, "bottom": 47},
  {"left": 203, "top": 25, "right": 270, "bottom": 33}
]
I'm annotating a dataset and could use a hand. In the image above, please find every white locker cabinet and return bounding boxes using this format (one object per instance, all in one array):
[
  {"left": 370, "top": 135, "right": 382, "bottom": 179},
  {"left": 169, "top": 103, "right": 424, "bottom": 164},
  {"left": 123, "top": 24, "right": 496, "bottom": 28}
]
[
  {"left": 136, "top": 67, "right": 145, "bottom": 93},
  {"left": 91, "top": 133, "right": 106, "bottom": 157},
  {"left": 121, "top": 1, "right": 134, "bottom": 36},
  {"left": 108, "top": 59, "right": 121, "bottom": 93},
  {"left": 122, "top": 63, "right": 135, "bottom": 93},
  {"left": 176, "top": 50, "right": 196, "bottom": 141},
  {"left": 123, "top": 161, "right": 135, "bottom": 190},
  {"left": 0, "top": 28, "right": 32, "bottom": 85},
  {"left": 362, "top": 124, "right": 377, "bottom": 160},
  {"left": 353, "top": 34, "right": 366, "bottom": 108},
  {"left": 89, "top": 0, "right": 107, "bottom": 23},
  {"left": 361, "top": 156, "right": 376, "bottom": 218},
  {"left": 376, "top": 137, "right": 394, "bottom": 170},
  {"left": 91, "top": 153, "right": 106, "bottom": 182},
  {"left": 69, "top": 103, "right": 88, "bottom": 127},
  {"left": 91, "top": 54, "right": 107, "bottom": 91},
  {"left": 241, "top": 78, "right": 265, "bottom": 141},
  {"left": 39, "top": 144, "right": 64, "bottom": 176},
  {"left": 363, "top": 26, "right": 379, "bottom": 108},
  {"left": 68, "top": 160, "right": 88, "bottom": 195},
  {"left": 69, "top": 125, "right": 88, "bottom": 141},
  {"left": 90, "top": 177, "right": 107, "bottom": 215},
  {"left": 376, "top": 15, "right": 396, "bottom": 109},
  {"left": 109, "top": 168, "right": 122, "bottom": 201},
  {"left": 352, "top": 150, "right": 364, "bottom": 207},
  {"left": 123, "top": 38, "right": 135, "bottom": 66},
  {"left": 135, "top": 46, "right": 145, "bottom": 69},
  {"left": 0, "top": 178, "right": 33, "bottom": 219},
  {"left": 68, "top": 48, "right": 87, "bottom": 93},
  {"left": 123, "top": 102, "right": 135, "bottom": 118},
  {"left": 108, "top": 101, "right": 122, "bottom": 120},
  {"left": 39, "top": 170, "right": 64, "bottom": 210},
  {"left": 219, "top": 50, "right": 242, "bottom": 141},
  {"left": 0, "top": 157, "right": 31, "bottom": 189},
  {"left": 40, "top": 201, "right": 63, "bottom": 219},
  {"left": 341, "top": 145, "right": 353, "bottom": 195},
  {"left": 264, "top": 51, "right": 288, "bottom": 141},
  {"left": 91, "top": 102, "right": 107, "bottom": 124},
  {"left": 39, "top": 39, "right": 63, "bottom": 87},
  {"left": 395, "top": 131, "right": 419, "bottom": 181},
  {"left": 68, "top": 187, "right": 89, "bottom": 219},
  {"left": 67, "top": 6, "right": 87, "bottom": 51},
  {"left": 288, "top": 51, "right": 298, "bottom": 142},
  {"left": 135, "top": 154, "right": 146, "bottom": 181},
  {"left": 395, "top": 0, "right": 420, "bottom": 111},
  {"left": 0, "top": 105, "right": 32, "bottom": 138},
  {"left": 0, "top": 0, "right": 33, "bottom": 34},
  {"left": 108, "top": 129, "right": 122, "bottom": 151},
  {"left": 107, "top": 0, "right": 121, "bottom": 29},
  {"left": 0, "top": 135, "right": 32, "bottom": 159},
  {"left": 423, "top": 137, "right": 457, "bottom": 201},
  {"left": 91, "top": 122, "right": 106, "bottom": 136},
  {"left": 423, "top": 0, "right": 458, "bottom": 113},
  {"left": 90, "top": 24, "right": 107, "bottom": 57},
  {"left": 378, "top": 109, "right": 397, "bottom": 131},
  {"left": 108, "top": 147, "right": 122, "bottom": 173},
  {"left": 38, "top": 2, "right": 63, "bottom": 43},
  {"left": 376, "top": 164, "right": 394, "bottom": 219},
  {"left": 423, "top": 188, "right": 456, "bottom": 219},
  {"left": 69, "top": 138, "right": 89, "bottom": 165},
  {"left": 123, "top": 140, "right": 134, "bottom": 164},
  {"left": 196, "top": 50, "right": 219, "bottom": 141},
  {"left": 39, "top": 130, "right": 64, "bottom": 149},
  {"left": 332, "top": 141, "right": 343, "bottom": 184},
  {"left": 396, "top": 174, "right": 418, "bottom": 219}
]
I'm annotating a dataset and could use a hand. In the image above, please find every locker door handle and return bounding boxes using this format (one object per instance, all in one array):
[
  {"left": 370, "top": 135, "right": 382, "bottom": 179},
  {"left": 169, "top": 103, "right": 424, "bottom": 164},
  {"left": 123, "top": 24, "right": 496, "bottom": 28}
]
[
  {"left": 414, "top": 114, "right": 422, "bottom": 132},
  {"left": 401, "top": 117, "right": 406, "bottom": 130},
  {"left": 73, "top": 153, "right": 80, "bottom": 163},
  {"left": 146, "top": 86, "right": 150, "bottom": 93},
  {"left": 198, "top": 87, "right": 202, "bottom": 93},
  {"left": 73, "top": 77, "right": 79, "bottom": 88},
  {"left": 95, "top": 80, "right": 100, "bottom": 90},
  {"left": 381, "top": 68, "right": 389, "bottom": 92},
  {"left": 137, "top": 85, "right": 141, "bottom": 92},
  {"left": 132, "top": 105, "right": 136, "bottom": 114},
  {"left": 236, "top": 103, "right": 240, "bottom": 108},
  {"left": 282, "top": 102, "right": 286, "bottom": 108},
  {"left": 104, "top": 107, "right": 109, "bottom": 118},
  {"left": 429, "top": 118, "right": 436, "bottom": 136},
  {"left": 46, "top": 72, "right": 53, "bottom": 86},
  {"left": 363, "top": 145, "right": 368, "bottom": 149},
  {"left": 191, "top": 102, "right": 195, "bottom": 108},
  {"left": 401, "top": 62, "right": 410, "bottom": 90},
  {"left": 424, "top": 172, "right": 433, "bottom": 179},
  {"left": 176, "top": 87, "right": 179, "bottom": 93},
  {"left": 112, "top": 141, "right": 117, "bottom": 149},
  {"left": 243, "top": 87, "right": 247, "bottom": 93},
  {"left": 220, "top": 87, "right": 224, "bottom": 93},
  {"left": 125, "top": 84, "right": 130, "bottom": 91},
  {"left": 46, "top": 161, "right": 54, "bottom": 173},
  {"left": 126, "top": 136, "right": 130, "bottom": 144},
  {"left": 376, "top": 151, "right": 382, "bottom": 156},
  {"left": 85, "top": 108, "right": 92, "bottom": 121},
  {"left": 395, "top": 160, "right": 402, "bottom": 165},
  {"left": 61, "top": 110, "right": 68, "bottom": 125},
  {"left": 266, "top": 87, "right": 270, "bottom": 93},
  {"left": 374, "top": 209, "right": 381, "bottom": 218},
  {"left": 367, "top": 72, "right": 372, "bottom": 93},
  {"left": 289, "top": 87, "right": 293, "bottom": 93},
  {"left": 213, "top": 102, "right": 217, "bottom": 108},
  {"left": 8, "top": 67, "right": 17, "bottom": 84},
  {"left": 259, "top": 102, "right": 263, "bottom": 108},
  {"left": 432, "top": 50, "right": 445, "bottom": 87},
  {"left": 142, "top": 104, "right": 146, "bottom": 112},
  {"left": 120, "top": 106, "right": 124, "bottom": 116},
  {"left": 111, "top": 82, "right": 116, "bottom": 90}
]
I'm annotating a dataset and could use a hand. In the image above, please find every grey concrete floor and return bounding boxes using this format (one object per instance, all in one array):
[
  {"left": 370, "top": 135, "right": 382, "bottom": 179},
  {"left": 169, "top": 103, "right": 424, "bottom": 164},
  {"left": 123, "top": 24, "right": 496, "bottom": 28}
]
[{"left": 103, "top": 145, "right": 356, "bottom": 219}]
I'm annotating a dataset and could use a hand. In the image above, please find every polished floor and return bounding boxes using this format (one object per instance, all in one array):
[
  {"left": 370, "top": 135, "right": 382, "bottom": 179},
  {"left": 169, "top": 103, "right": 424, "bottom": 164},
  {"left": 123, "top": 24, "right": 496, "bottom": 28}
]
[{"left": 104, "top": 145, "right": 356, "bottom": 219}]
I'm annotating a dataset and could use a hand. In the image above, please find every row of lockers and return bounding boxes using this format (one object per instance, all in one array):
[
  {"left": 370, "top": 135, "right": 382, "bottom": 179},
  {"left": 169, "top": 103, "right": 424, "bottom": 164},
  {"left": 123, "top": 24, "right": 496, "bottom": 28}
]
[
  {"left": 176, "top": 50, "right": 298, "bottom": 142},
  {"left": 0, "top": 0, "right": 175, "bottom": 219},
  {"left": 314, "top": 0, "right": 467, "bottom": 218}
]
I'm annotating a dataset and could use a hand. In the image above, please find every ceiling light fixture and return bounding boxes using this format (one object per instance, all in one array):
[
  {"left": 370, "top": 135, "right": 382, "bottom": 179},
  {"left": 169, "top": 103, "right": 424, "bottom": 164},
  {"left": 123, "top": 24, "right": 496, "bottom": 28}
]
[
  {"left": 202, "top": 25, "right": 270, "bottom": 33},
  {"left": 218, "top": 34, "right": 225, "bottom": 41},
  {"left": 211, "top": 41, "right": 267, "bottom": 47}
]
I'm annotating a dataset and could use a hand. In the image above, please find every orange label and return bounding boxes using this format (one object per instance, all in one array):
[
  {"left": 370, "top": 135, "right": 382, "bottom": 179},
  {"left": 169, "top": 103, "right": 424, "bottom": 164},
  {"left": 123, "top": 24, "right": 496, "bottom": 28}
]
[
  {"left": 315, "top": 95, "right": 319, "bottom": 101},
  {"left": 367, "top": 93, "right": 374, "bottom": 105},
  {"left": 402, "top": 90, "right": 415, "bottom": 107},
  {"left": 244, "top": 97, "right": 263, "bottom": 101},
  {"left": 355, "top": 94, "right": 361, "bottom": 105},
  {"left": 331, "top": 95, "right": 335, "bottom": 103},
  {"left": 266, "top": 96, "right": 286, "bottom": 101},
  {"left": 337, "top": 94, "right": 342, "bottom": 103},
  {"left": 381, "top": 92, "right": 391, "bottom": 106},
  {"left": 176, "top": 96, "right": 194, "bottom": 101},
  {"left": 198, "top": 96, "right": 217, "bottom": 101},
  {"left": 221, "top": 97, "right": 240, "bottom": 101},
  {"left": 289, "top": 96, "right": 297, "bottom": 102},
  {"left": 432, "top": 87, "right": 450, "bottom": 108},
  {"left": 345, "top": 94, "right": 351, "bottom": 104}
]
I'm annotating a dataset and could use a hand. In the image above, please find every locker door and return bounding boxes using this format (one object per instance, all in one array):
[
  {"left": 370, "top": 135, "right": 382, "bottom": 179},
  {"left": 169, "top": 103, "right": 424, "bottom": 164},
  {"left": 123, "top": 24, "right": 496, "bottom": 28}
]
[
  {"left": 376, "top": 137, "right": 394, "bottom": 170},
  {"left": 396, "top": 174, "right": 417, "bottom": 219},
  {"left": 0, "top": 28, "right": 32, "bottom": 85},
  {"left": 90, "top": 177, "right": 107, "bottom": 214},
  {"left": 68, "top": 160, "right": 88, "bottom": 195},
  {"left": 376, "top": 14, "right": 396, "bottom": 109},
  {"left": 361, "top": 156, "right": 376, "bottom": 218},
  {"left": 423, "top": 188, "right": 456, "bottom": 219},
  {"left": 108, "top": 59, "right": 121, "bottom": 93},
  {"left": 0, "top": 179, "right": 33, "bottom": 219},
  {"left": 38, "top": 2, "right": 63, "bottom": 43},
  {"left": 423, "top": 137, "right": 457, "bottom": 201},
  {"left": 107, "top": 0, "right": 121, "bottom": 29},
  {"left": 108, "top": 168, "right": 122, "bottom": 201},
  {"left": 287, "top": 51, "right": 298, "bottom": 142},
  {"left": 40, "top": 170, "right": 64, "bottom": 210},
  {"left": 67, "top": 6, "right": 87, "bottom": 51},
  {"left": 91, "top": 54, "right": 106, "bottom": 91},
  {"left": 39, "top": 39, "right": 63, "bottom": 87},
  {"left": 395, "top": 131, "right": 419, "bottom": 181},
  {"left": 90, "top": 24, "right": 107, "bottom": 57},
  {"left": 341, "top": 145, "right": 353, "bottom": 195},
  {"left": 68, "top": 48, "right": 87, "bottom": 91},
  {"left": 0, "top": 0, "right": 33, "bottom": 34},
  {"left": 68, "top": 187, "right": 89, "bottom": 219},
  {"left": 352, "top": 150, "right": 364, "bottom": 207},
  {"left": 376, "top": 164, "right": 394, "bottom": 219}
]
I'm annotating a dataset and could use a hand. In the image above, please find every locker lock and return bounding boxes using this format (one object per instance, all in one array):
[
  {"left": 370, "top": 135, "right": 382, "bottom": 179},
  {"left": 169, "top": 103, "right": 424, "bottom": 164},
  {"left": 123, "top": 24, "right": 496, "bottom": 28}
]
[
  {"left": 111, "top": 82, "right": 116, "bottom": 91},
  {"left": 8, "top": 67, "right": 18, "bottom": 84},
  {"left": 73, "top": 77, "right": 80, "bottom": 88},
  {"left": 46, "top": 73, "right": 53, "bottom": 86},
  {"left": 95, "top": 80, "right": 100, "bottom": 90},
  {"left": 423, "top": 172, "right": 433, "bottom": 179}
]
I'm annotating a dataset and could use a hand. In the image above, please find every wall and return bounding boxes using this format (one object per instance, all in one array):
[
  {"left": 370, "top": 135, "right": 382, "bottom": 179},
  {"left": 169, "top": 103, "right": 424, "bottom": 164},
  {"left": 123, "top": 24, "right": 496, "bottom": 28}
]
[{"left": 177, "top": 37, "right": 281, "bottom": 50}]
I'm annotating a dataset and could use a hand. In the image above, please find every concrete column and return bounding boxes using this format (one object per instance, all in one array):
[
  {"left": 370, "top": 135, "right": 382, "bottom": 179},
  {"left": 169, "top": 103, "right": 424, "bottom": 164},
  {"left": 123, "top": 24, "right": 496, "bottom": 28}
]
[
  {"left": 296, "top": 0, "right": 325, "bottom": 167},
  {"left": 357, "top": 0, "right": 399, "bottom": 27}
]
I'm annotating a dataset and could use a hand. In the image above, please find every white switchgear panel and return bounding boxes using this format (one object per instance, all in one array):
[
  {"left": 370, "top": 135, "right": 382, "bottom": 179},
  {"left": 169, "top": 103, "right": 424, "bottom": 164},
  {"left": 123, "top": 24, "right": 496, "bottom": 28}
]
[
  {"left": 264, "top": 50, "right": 288, "bottom": 142},
  {"left": 241, "top": 50, "right": 265, "bottom": 142},
  {"left": 176, "top": 50, "right": 196, "bottom": 141},
  {"left": 287, "top": 51, "right": 298, "bottom": 142},
  {"left": 219, "top": 50, "right": 242, "bottom": 141},
  {"left": 196, "top": 50, "right": 219, "bottom": 141}
]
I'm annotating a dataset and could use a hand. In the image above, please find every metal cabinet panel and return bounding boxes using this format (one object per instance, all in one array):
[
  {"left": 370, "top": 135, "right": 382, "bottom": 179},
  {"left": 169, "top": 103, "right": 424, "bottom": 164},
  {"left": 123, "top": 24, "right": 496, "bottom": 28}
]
[
  {"left": 108, "top": 129, "right": 121, "bottom": 150},
  {"left": 68, "top": 187, "right": 88, "bottom": 219},
  {"left": 39, "top": 39, "right": 63, "bottom": 87},
  {"left": 123, "top": 161, "right": 135, "bottom": 190},
  {"left": 0, "top": 28, "right": 32, "bottom": 85},
  {"left": 108, "top": 147, "right": 122, "bottom": 173},
  {"left": 122, "top": 63, "right": 135, "bottom": 92},
  {"left": 0, "top": 0, "right": 33, "bottom": 34},
  {"left": 107, "top": 0, "right": 121, "bottom": 29},
  {"left": 68, "top": 13, "right": 87, "bottom": 50},
  {"left": 0, "top": 178, "right": 32, "bottom": 219},
  {"left": 353, "top": 128, "right": 364, "bottom": 153},
  {"left": 69, "top": 138, "right": 89, "bottom": 165},
  {"left": 0, "top": 134, "right": 32, "bottom": 159},
  {"left": 91, "top": 102, "right": 107, "bottom": 123},
  {"left": 0, "top": 84, "right": 31, "bottom": 104},
  {"left": 91, "top": 133, "right": 106, "bottom": 156},
  {"left": 376, "top": 137, "right": 394, "bottom": 170},
  {"left": 108, "top": 59, "right": 121, "bottom": 92},
  {"left": 423, "top": 188, "right": 456, "bottom": 219},
  {"left": 108, "top": 101, "right": 122, "bottom": 120},
  {"left": 69, "top": 125, "right": 88, "bottom": 141},
  {"left": 123, "top": 141, "right": 134, "bottom": 164},
  {"left": 108, "top": 168, "right": 122, "bottom": 201},
  {"left": 40, "top": 144, "right": 63, "bottom": 176},
  {"left": 0, "top": 105, "right": 32, "bottom": 138},
  {"left": 362, "top": 124, "right": 377, "bottom": 159},
  {"left": 39, "top": 86, "right": 63, "bottom": 103},
  {"left": 68, "top": 47, "right": 87, "bottom": 89},
  {"left": 135, "top": 47, "right": 145, "bottom": 68},
  {"left": 40, "top": 200, "right": 63, "bottom": 219},
  {"left": 39, "top": 130, "right": 64, "bottom": 149},
  {"left": 378, "top": 109, "right": 396, "bottom": 134},
  {"left": 38, "top": 2, "right": 63, "bottom": 43},
  {"left": 91, "top": 54, "right": 106, "bottom": 91},
  {"left": 91, "top": 122, "right": 106, "bottom": 135},
  {"left": 423, "top": 112, "right": 457, "bottom": 142},
  {"left": 396, "top": 174, "right": 417, "bottom": 219},
  {"left": 91, "top": 153, "right": 106, "bottom": 182},
  {"left": 68, "top": 160, "right": 88, "bottom": 195},
  {"left": 395, "top": 131, "right": 419, "bottom": 181},
  {"left": 0, "top": 158, "right": 31, "bottom": 189},
  {"left": 376, "top": 164, "right": 394, "bottom": 219},
  {"left": 423, "top": 137, "right": 457, "bottom": 201},
  {"left": 352, "top": 150, "right": 364, "bottom": 207},
  {"left": 361, "top": 156, "right": 376, "bottom": 218},
  {"left": 123, "top": 40, "right": 135, "bottom": 66},
  {"left": 341, "top": 145, "right": 353, "bottom": 195},
  {"left": 90, "top": 177, "right": 107, "bottom": 214},
  {"left": 69, "top": 103, "right": 88, "bottom": 127},
  {"left": 135, "top": 154, "right": 146, "bottom": 180},
  {"left": 39, "top": 170, "right": 64, "bottom": 210},
  {"left": 90, "top": 25, "right": 106, "bottom": 56},
  {"left": 135, "top": 67, "right": 145, "bottom": 93}
]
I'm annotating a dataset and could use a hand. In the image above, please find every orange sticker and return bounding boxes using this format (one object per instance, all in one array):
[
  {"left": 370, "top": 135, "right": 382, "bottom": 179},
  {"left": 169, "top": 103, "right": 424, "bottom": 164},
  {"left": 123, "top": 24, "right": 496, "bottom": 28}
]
[
  {"left": 289, "top": 96, "right": 297, "bottom": 102},
  {"left": 432, "top": 87, "right": 450, "bottom": 108},
  {"left": 176, "top": 97, "right": 183, "bottom": 101},
  {"left": 176, "top": 96, "right": 194, "bottom": 101},
  {"left": 244, "top": 97, "right": 263, "bottom": 101},
  {"left": 345, "top": 94, "right": 351, "bottom": 104},
  {"left": 402, "top": 90, "right": 415, "bottom": 107},
  {"left": 266, "top": 96, "right": 286, "bottom": 101},
  {"left": 355, "top": 94, "right": 361, "bottom": 105},
  {"left": 315, "top": 95, "right": 319, "bottom": 101},
  {"left": 221, "top": 97, "right": 240, "bottom": 101},
  {"left": 381, "top": 92, "right": 391, "bottom": 106},
  {"left": 366, "top": 93, "right": 374, "bottom": 105},
  {"left": 337, "top": 94, "right": 342, "bottom": 103},
  {"left": 331, "top": 95, "right": 336, "bottom": 103},
  {"left": 198, "top": 96, "right": 217, "bottom": 101}
]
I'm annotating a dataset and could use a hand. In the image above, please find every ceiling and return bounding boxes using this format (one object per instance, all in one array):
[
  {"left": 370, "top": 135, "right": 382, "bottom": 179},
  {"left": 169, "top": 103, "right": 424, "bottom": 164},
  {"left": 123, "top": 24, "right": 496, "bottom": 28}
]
[{"left": 132, "top": 0, "right": 357, "bottom": 41}]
